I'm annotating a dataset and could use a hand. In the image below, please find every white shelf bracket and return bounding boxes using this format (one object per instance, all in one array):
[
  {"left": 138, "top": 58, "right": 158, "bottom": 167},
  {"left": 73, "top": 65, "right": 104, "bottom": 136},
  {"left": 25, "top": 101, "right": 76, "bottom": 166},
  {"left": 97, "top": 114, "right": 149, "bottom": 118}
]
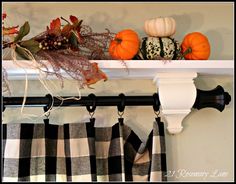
[{"left": 153, "top": 72, "right": 198, "bottom": 134}]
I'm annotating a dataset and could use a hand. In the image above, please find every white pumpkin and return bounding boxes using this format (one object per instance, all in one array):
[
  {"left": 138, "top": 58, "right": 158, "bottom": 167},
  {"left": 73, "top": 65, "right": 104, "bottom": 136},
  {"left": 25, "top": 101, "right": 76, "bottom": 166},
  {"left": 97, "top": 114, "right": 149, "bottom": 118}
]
[{"left": 144, "top": 17, "right": 176, "bottom": 37}]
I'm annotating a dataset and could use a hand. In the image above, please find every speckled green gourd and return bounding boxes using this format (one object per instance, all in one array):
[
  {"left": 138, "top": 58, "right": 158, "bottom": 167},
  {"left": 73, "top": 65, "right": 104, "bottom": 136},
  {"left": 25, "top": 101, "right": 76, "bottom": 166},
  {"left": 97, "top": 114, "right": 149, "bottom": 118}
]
[{"left": 137, "top": 37, "right": 181, "bottom": 60}]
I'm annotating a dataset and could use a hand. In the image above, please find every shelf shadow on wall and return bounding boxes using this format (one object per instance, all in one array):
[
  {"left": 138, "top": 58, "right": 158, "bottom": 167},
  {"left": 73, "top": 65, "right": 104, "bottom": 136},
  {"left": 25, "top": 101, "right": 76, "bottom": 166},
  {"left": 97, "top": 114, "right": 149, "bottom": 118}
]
[
  {"left": 205, "top": 29, "right": 233, "bottom": 60},
  {"left": 87, "top": 11, "right": 144, "bottom": 36},
  {"left": 170, "top": 12, "right": 204, "bottom": 40}
]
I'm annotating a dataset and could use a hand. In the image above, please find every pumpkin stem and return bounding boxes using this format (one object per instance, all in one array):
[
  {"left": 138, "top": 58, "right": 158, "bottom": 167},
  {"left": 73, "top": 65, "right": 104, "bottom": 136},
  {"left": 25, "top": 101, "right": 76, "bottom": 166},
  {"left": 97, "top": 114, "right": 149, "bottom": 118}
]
[
  {"left": 178, "top": 47, "right": 192, "bottom": 59},
  {"left": 115, "top": 38, "right": 122, "bottom": 44},
  {"left": 182, "top": 47, "right": 192, "bottom": 56}
]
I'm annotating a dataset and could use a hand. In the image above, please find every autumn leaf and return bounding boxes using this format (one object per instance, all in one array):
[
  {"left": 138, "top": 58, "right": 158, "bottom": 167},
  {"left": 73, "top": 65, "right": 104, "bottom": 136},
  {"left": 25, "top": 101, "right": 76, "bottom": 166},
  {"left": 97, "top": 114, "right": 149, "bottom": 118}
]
[
  {"left": 70, "top": 15, "right": 79, "bottom": 24},
  {"left": 69, "top": 15, "right": 83, "bottom": 28},
  {"left": 92, "top": 62, "right": 108, "bottom": 82},
  {"left": 50, "top": 18, "right": 61, "bottom": 30},
  {"left": 3, "top": 26, "right": 19, "bottom": 35},
  {"left": 69, "top": 15, "right": 83, "bottom": 37},
  {"left": 61, "top": 24, "right": 73, "bottom": 36},
  {"left": 83, "top": 63, "right": 108, "bottom": 86},
  {"left": 60, "top": 15, "right": 84, "bottom": 43},
  {"left": 2, "top": 12, "right": 6, "bottom": 20},
  {"left": 47, "top": 18, "right": 61, "bottom": 36}
]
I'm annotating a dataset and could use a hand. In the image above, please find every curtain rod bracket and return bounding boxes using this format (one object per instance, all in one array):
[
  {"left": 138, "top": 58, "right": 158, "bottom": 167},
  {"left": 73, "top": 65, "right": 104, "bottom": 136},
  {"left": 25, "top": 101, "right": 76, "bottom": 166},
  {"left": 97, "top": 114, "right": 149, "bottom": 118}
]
[{"left": 153, "top": 72, "right": 198, "bottom": 134}]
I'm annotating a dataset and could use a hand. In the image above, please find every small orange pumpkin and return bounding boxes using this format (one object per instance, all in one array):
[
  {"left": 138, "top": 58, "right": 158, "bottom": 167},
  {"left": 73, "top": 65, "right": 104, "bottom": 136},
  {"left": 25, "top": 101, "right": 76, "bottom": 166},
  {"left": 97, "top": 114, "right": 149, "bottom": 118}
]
[
  {"left": 109, "top": 29, "right": 140, "bottom": 60},
  {"left": 181, "top": 32, "right": 210, "bottom": 60}
]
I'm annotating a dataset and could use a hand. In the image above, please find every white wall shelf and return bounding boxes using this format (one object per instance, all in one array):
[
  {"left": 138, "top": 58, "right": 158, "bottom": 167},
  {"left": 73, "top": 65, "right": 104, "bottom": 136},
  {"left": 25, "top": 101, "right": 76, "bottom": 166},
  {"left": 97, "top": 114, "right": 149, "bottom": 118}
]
[{"left": 2, "top": 60, "right": 234, "bottom": 80}]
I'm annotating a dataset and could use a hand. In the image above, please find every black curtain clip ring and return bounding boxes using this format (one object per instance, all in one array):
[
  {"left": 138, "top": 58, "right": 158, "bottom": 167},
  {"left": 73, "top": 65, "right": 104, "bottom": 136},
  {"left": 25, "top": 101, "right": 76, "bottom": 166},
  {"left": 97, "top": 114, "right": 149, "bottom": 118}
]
[
  {"left": 153, "top": 93, "right": 160, "bottom": 117},
  {"left": 118, "top": 111, "right": 124, "bottom": 118},
  {"left": 154, "top": 110, "right": 160, "bottom": 117},
  {"left": 45, "top": 111, "right": 50, "bottom": 119},
  {"left": 44, "top": 94, "right": 53, "bottom": 118},
  {"left": 117, "top": 93, "right": 125, "bottom": 118},
  {"left": 86, "top": 93, "right": 96, "bottom": 118},
  {"left": 89, "top": 111, "right": 95, "bottom": 118}
]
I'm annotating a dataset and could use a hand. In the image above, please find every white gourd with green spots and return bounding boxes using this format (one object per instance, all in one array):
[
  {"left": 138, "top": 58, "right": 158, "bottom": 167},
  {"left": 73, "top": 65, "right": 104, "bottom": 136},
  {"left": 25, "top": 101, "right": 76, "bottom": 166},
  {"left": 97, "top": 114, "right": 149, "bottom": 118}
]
[{"left": 137, "top": 37, "right": 181, "bottom": 60}]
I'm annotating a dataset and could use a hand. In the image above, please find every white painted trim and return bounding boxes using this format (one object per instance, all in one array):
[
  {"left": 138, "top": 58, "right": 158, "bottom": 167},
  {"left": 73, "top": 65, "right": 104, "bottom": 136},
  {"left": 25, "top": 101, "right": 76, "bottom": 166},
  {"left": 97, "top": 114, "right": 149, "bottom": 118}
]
[{"left": 2, "top": 60, "right": 234, "bottom": 80}]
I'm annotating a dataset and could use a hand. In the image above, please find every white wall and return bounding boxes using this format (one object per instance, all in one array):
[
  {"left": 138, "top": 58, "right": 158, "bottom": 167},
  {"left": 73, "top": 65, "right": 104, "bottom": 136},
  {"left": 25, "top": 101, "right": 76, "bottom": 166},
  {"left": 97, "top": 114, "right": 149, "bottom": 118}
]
[{"left": 2, "top": 2, "right": 234, "bottom": 181}]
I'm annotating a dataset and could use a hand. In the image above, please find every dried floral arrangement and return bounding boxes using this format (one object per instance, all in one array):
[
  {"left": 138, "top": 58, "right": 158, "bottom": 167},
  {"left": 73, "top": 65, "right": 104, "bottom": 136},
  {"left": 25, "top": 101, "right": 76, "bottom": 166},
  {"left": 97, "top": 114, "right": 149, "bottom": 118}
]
[
  {"left": 2, "top": 13, "right": 116, "bottom": 94},
  {"left": 2, "top": 14, "right": 211, "bottom": 95}
]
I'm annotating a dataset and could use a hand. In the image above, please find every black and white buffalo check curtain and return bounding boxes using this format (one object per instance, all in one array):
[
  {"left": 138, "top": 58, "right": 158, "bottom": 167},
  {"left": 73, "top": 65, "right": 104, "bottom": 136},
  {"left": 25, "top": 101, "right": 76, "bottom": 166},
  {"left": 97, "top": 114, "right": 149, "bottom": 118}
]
[{"left": 2, "top": 117, "right": 167, "bottom": 182}]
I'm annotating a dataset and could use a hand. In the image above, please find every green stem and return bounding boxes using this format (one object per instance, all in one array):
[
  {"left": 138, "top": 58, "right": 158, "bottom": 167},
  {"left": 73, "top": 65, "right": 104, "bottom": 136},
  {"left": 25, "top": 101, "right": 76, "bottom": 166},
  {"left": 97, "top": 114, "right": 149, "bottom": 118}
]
[
  {"left": 3, "top": 40, "right": 23, "bottom": 49},
  {"left": 61, "top": 17, "right": 70, "bottom": 24},
  {"left": 115, "top": 38, "right": 122, "bottom": 44},
  {"left": 182, "top": 47, "right": 192, "bottom": 56},
  {"left": 77, "top": 20, "right": 83, "bottom": 27},
  {"left": 178, "top": 47, "right": 192, "bottom": 59}
]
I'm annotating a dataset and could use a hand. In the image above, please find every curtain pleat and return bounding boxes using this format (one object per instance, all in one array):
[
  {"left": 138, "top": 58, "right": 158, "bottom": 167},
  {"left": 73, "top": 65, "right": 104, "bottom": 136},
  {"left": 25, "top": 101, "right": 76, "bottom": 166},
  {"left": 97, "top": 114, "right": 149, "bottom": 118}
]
[{"left": 2, "top": 117, "right": 167, "bottom": 182}]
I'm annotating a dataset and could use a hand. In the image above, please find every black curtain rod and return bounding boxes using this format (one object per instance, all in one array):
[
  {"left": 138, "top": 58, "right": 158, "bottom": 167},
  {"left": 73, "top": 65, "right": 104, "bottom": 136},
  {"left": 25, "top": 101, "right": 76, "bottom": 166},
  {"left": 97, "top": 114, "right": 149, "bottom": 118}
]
[{"left": 2, "top": 85, "right": 231, "bottom": 112}]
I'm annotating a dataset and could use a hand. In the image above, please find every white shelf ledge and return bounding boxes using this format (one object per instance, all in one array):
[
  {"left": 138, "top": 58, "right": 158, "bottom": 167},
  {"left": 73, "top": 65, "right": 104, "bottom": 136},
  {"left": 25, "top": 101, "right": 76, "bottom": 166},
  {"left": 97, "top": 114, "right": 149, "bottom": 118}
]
[{"left": 2, "top": 60, "right": 234, "bottom": 80}]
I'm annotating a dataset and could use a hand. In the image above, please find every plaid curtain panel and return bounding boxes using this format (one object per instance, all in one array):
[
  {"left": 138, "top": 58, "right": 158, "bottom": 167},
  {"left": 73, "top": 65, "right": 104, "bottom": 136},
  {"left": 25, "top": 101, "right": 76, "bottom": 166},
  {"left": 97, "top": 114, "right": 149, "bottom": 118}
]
[{"left": 2, "top": 117, "right": 167, "bottom": 182}]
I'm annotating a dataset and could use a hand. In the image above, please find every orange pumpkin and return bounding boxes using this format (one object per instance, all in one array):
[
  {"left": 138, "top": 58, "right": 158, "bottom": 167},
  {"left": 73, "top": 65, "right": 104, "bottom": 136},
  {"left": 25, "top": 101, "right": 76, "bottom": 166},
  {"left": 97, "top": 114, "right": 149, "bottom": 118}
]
[
  {"left": 181, "top": 32, "right": 210, "bottom": 60},
  {"left": 109, "top": 29, "right": 140, "bottom": 60}
]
